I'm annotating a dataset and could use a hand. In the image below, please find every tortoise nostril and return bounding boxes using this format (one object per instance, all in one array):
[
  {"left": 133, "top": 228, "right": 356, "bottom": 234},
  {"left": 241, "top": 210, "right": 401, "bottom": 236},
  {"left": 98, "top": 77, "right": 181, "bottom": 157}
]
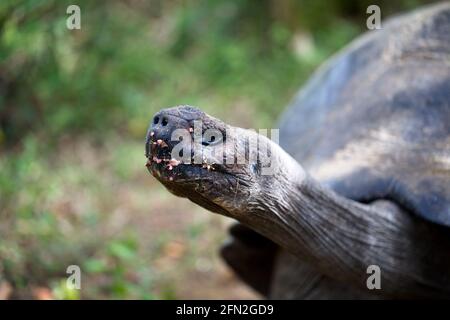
[
  {"left": 153, "top": 116, "right": 160, "bottom": 125},
  {"left": 162, "top": 117, "right": 168, "bottom": 126}
]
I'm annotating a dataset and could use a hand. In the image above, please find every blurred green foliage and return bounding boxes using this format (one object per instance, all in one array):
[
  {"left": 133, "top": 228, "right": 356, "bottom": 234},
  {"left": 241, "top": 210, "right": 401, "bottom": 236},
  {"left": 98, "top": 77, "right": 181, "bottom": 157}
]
[
  {"left": 0, "top": 0, "right": 431, "bottom": 142},
  {"left": 0, "top": 0, "right": 435, "bottom": 299},
  {"left": 0, "top": 0, "right": 352, "bottom": 143}
]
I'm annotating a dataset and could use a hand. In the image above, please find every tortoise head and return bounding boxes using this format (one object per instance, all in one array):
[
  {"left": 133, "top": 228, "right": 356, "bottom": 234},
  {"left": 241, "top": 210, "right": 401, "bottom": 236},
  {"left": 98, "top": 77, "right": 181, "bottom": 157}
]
[{"left": 145, "top": 105, "right": 286, "bottom": 217}]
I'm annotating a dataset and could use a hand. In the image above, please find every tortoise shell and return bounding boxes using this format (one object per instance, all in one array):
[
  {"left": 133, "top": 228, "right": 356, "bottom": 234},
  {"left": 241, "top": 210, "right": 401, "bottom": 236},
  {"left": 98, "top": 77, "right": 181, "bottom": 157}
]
[{"left": 279, "top": 3, "right": 450, "bottom": 226}]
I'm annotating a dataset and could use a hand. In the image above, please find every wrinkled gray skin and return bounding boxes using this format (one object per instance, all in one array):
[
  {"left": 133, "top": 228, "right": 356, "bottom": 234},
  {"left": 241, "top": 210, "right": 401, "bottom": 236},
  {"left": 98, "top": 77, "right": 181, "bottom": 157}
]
[{"left": 146, "top": 3, "right": 450, "bottom": 299}]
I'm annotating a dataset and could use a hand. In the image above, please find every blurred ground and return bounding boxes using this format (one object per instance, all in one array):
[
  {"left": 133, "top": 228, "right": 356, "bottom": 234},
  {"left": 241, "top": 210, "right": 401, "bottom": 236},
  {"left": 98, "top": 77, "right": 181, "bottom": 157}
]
[{"left": 1, "top": 135, "right": 261, "bottom": 299}]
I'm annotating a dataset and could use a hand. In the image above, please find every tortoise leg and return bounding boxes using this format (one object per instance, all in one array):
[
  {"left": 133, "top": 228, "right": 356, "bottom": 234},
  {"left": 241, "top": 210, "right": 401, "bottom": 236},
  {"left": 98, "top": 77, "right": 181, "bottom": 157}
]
[
  {"left": 269, "top": 250, "right": 379, "bottom": 299},
  {"left": 220, "top": 223, "right": 278, "bottom": 297}
]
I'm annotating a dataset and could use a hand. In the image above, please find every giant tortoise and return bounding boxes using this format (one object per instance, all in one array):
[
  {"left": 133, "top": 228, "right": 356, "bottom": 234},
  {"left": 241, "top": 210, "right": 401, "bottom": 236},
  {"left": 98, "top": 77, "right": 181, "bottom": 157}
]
[{"left": 145, "top": 3, "right": 450, "bottom": 299}]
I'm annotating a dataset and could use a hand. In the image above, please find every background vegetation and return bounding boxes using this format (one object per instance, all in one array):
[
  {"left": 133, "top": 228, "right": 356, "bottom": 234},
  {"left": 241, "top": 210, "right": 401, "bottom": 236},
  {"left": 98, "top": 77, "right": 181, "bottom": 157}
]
[{"left": 0, "top": 0, "right": 435, "bottom": 299}]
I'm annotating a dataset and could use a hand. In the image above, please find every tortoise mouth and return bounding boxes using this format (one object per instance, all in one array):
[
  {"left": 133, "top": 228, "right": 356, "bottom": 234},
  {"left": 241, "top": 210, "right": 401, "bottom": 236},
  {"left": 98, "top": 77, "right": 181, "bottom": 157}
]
[{"left": 145, "top": 136, "right": 224, "bottom": 183}]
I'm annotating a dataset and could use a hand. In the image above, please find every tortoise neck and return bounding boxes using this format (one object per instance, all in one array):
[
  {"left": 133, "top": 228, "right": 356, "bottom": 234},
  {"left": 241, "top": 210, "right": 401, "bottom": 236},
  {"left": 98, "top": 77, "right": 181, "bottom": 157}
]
[
  {"left": 247, "top": 173, "right": 372, "bottom": 265},
  {"left": 239, "top": 161, "right": 404, "bottom": 288}
]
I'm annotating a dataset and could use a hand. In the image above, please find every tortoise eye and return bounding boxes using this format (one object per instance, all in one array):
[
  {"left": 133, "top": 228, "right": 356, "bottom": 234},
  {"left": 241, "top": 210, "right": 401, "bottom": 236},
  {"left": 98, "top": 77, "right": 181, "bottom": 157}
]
[{"left": 202, "top": 134, "right": 221, "bottom": 146}]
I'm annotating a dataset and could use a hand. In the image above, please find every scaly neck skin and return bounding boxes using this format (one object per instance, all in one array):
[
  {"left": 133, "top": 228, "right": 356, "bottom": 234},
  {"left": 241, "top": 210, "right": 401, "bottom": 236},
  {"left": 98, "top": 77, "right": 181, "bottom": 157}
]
[
  {"left": 233, "top": 146, "right": 450, "bottom": 298},
  {"left": 244, "top": 164, "right": 380, "bottom": 284}
]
